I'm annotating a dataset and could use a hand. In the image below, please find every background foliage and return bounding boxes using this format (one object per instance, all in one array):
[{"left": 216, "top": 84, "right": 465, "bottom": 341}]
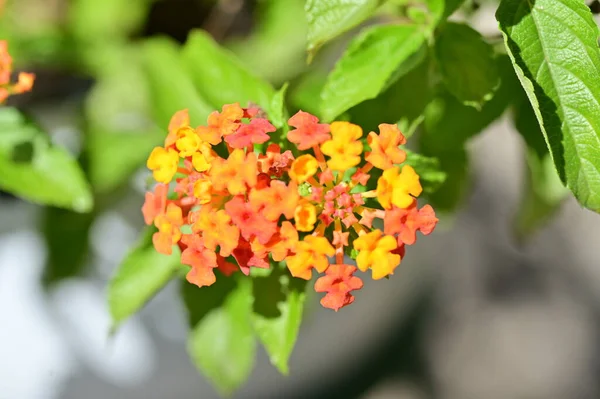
[{"left": 1, "top": 0, "right": 600, "bottom": 395}]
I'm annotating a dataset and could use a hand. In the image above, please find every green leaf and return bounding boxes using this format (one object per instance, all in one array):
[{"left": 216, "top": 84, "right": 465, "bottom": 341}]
[
  {"left": 251, "top": 262, "right": 307, "bottom": 374},
  {"left": 306, "top": 0, "right": 381, "bottom": 55},
  {"left": 435, "top": 22, "right": 499, "bottom": 108},
  {"left": 227, "top": 0, "right": 307, "bottom": 84},
  {"left": 421, "top": 54, "right": 520, "bottom": 153},
  {"left": 68, "top": 0, "right": 150, "bottom": 41},
  {"left": 424, "top": 149, "right": 469, "bottom": 212},
  {"left": 0, "top": 109, "right": 93, "bottom": 212},
  {"left": 288, "top": 72, "right": 327, "bottom": 117},
  {"left": 513, "top": 95, "right": 569, "bottom": 240},
  {"left": 349, "top": 48, "right": 432, "bottom": 137},
  {"left": 142, "top": 37, "right": 214, "bottom": 128},
  {"left": 441, "top": 0, "right": 466, "bottom": 19},
  {"left": 497, "top": 0, "right": 600, "bottom": 212},
  {"left": 270, "top": 83, "right": 290, "bottom": 129},
  {"left": 184, "top": 276, "right": 255, "bottom": 396},
  {"left": 182, "top": 30, "right": 276, "bottom": 116},
  {"left": 42, "top": 207, "right": 96, "bottom": 286},
  {"left": 88, "top": 129, "right": 163, "bottom": 193},
  {"left": 403, "top": 149, "right": 447, "bottom": 194},
  {"left": 108, "top": 226, "right": 181, "bottom": 328},
  {"left": 320, "top": 24, "right": 430, "bottom": 121}
]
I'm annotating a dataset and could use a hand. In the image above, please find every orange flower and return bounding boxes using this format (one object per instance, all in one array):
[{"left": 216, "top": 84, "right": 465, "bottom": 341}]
[
  {"left": 314, "top": 264, "right": 363, "bottom": 311},
  {"left": 0, "top": 41, "right": 11, "bottom": 85},
  {"left": 210, "top": 149, "right": 257, "bottom": 195},
  {"left": 366, "top": 123, "right": 406, "bottom": 169},
  {"left": 286, "top": 236, "right": 335, "bottom": 279},
  {"left": 142, "top": 104, "right": 439, "bottom": 312},
  {"left": 289, "top": 154, "right": 318, "bottom": 184},
  {"left": 12, "top": 72, "right": 35, "bottom": 94},
  {"left": 384, "top": 201, "right": 438, "bottom": 245},
  {"left": 0, "top": 40, "right": 35, "bottom": 102},
  {"left": 233, "top": 237, "right": 270, "bottom": 275},
  {"left": 353, "top": 230, "right": 400, "bottom": 280},
  {"left": 142, "top": 184, "right": 168, "bottom": 225},
  {"left": 147, "top": 146, "right": 179, "bottom": 184},
  {"left": 287, "top": 110, "right": 330, "bottom": 150},
  {"left": 249, "top": 180, "right": 299, "bottom": 221},
  {"left": 192, "top": 207, "right": 239, "bottom": 257},
  {"left": 270, "top": 221, "right": 299, "bottom": 262},
  {"left": 258, "top": 143, "right": 294, "bottom": 177},
  {"left": 224, "top": 118, "right": 275, "bottom": 149},
  {"left": 152, "top": 203, "right": 183, "bottom": 255},
  {"left": 181, "top": 234, "right": 218, "bottom": 287},
  {"left": 225, "top": 196, "right": 277, "bottom": 244},
  {"left": 196, "top": 103, "right": 243, "bottom": 145}
]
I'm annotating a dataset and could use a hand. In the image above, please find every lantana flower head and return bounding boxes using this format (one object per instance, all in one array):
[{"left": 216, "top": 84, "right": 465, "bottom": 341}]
[
  {"left": 143, "top": 103, "right": 438, "bottom": 312},
  {"left": 0, "top": 40, "right": 34, "bottom": 103}
]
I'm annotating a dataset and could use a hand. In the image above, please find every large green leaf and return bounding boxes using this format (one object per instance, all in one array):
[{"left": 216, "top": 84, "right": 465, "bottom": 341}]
[
  {"left": 320, "top": 24, "right": 430, "bottom": 121},
  {"left": 0, "top": 108, "right": 93, "bottom": 212},
  {"left": 108, "top": 227, "right": 181, "bottom": 328},
  {"left": 421, "top": 54, "right": 520, "bottom": 153},
  {"left": 305, "top": 0, "right": 381, "bottom": 55},
  {"left": 251, "top": 262, "right": 307, "bottom": 374},
  {"left": 349, "top": 49, "right": 431, "bottom": 136},
  {"left": 513, "top": 95, "right": 569, "bottom": 240},
  {"left": 435, "top": 22, "right": 499, "bottom": 108},
  {"left": 183, "top": 276, "right": 255, "bottom": 396},
  {"left": 182, "top": 30, "right": 276, "bottom": 116},
  {"left": 142, "top": 37, "right": 214, "bottom": 128},
  {"left": 497, "top": 0, "right": 600, "bottom": 212},
  {"left": 88, "top": 129, "right": 163, "bottom": 193},
  {"left": 228, "top": 0, "right": 307, "bottom": 84}
]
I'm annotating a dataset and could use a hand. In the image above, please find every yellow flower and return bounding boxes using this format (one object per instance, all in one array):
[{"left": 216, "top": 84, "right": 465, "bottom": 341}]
[
  {"left": 320, "top": 121, "right": 363, "bottom": 172},
  {"left": 193, "top": 179, "right": 212, "bottom": 204},
  {"left": 289, "top": 154, "right": 318, "bottom": 183},
  {"left": 175, "top": 126, "right": 202, "bottom": 157},
  {"left": 376, "top": 165, "right": 422, "bottom": 209},
  {"left": 294, "top": 202, "right": 317, "bottom": 232},
  {"left": 286, "top": 236, "right": 335, "bottom": 279},
  {"left": 353, "top": 230, "right": 400, "bottom": 279},
  {"left": 147, "top": 146, "right": 179, "bottom": 183}
]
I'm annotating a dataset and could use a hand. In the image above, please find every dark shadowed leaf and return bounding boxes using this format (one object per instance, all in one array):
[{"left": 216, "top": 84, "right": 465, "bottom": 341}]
[
  {"left": 183, "top": 276, "right": 255, "bottom": 396},
  {"left": 108, "top": 226, "right": 181, "bottom": 328},
  {"left": 251, "top": 262, "right": 307, "bottom": 374}
]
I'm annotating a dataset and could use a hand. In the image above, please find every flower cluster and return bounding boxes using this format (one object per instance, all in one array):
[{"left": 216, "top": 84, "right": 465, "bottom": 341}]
[
  {"left": 0, "top": 40, "right": 35, "bottom": 103},
  {"left": 143, "top": 103, "right": 438, "bottom": 311}
]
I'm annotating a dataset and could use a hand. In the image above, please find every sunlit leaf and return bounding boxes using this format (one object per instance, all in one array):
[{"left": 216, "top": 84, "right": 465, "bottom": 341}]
[
  {"left": 497, "top": 0, "right": 600, "bottom": 212},
  {"left": 0, "top": 108, "right": 93, "bottom": 212},
  {"left": 142, "top": 37, "right": 214, "bottom": 128},
  {"left": 182, "top": 30, "right": 276, "bottom": 115},
  {"left": 306, "top": 0, "right": 381, "bottom": 55},
  {"left": 320, "top": 24, "right": 430, "bottom": 121}
]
